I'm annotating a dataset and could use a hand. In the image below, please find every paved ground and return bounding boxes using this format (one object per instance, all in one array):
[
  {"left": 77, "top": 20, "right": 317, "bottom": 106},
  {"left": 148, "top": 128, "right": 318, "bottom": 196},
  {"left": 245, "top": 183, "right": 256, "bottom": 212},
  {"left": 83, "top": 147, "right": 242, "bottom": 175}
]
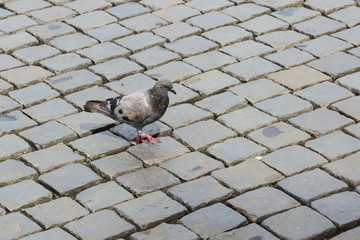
[{"left": 1, "top": 0, "right": 360, "bottom": 239}]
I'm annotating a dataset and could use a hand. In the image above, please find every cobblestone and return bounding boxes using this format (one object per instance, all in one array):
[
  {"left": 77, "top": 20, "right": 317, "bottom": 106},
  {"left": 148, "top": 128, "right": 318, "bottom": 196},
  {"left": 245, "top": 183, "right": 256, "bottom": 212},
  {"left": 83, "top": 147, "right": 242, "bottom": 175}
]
[
  {"left": 201, "top": 26, "right": 252, "bottom": 47},
  {"left": 210, "top": 223, "right": 279, "bottom": 240},
  {"left": 1, "top": 66, "right": 53, "bottom": 88},
  {"left": 130, "top": 223, "right": 199, "bottom": 240},
  {"left": 220, "top": 40, "right": 274, "bottom": 61},
  {"left": 0, "top": 212, "right": 42, "bottom": 239},
  {"left": 0, "top": 160, "right": 37, "bottom": 187},
  {"left": 256, "top": 30, "right": 310, "bottom": 51}
]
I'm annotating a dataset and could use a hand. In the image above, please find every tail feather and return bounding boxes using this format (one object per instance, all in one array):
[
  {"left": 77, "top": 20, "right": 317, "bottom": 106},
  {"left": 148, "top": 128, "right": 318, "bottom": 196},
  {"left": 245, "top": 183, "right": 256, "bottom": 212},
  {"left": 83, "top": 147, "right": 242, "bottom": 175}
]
[{"left": 84, "top": 100, "right": 113, "bottom": 118}]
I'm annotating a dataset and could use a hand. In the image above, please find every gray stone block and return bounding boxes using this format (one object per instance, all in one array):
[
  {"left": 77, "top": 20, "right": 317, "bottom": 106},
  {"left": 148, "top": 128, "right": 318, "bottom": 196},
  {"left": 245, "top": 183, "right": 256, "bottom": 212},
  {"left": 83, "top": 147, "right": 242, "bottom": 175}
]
[
  {"left": 311, "top": 191, "right": 360, "bottom": 229},
  {"left": 222, "top": 3, "right": 271, "bottom": 21},
  {"left": 19, "top": 227, "right": 77, "bottom": 240},
  {"left": 39, "top": 163, "right": 102, "bottom": 195},
  {"left": 91, "top": 152, "right": 143, "bottom": 180},
  {"left": 262, "top": 206, "right": 336, "bottom": 239},
  {"left": 0, "top": 160, "right": 37, "bottom": 187},
  {"left": 13, "top": 44, "right": 61, "bottom": 64},
  {"left": 168, "top": 176, "right": 233, "bottom": 210},
  {"left": 184, "top": 51, "right": 237, "bottom": 72},
  {"left": 304, "top": 0, "right": 355, "bottom": 14},
  {"left": 228, "top": 187, "right": 300, "bottom": 222},
  {"left": 220, "top": 40, "right": 274, "bottom": 61},
  {"left": 261, "top": 145, "right": 328, "bottom": 176},
  {"left": 130, "top": 46, "right": 180, "bottom": 69},
  {"left": 218, "top": 106, "right": 277, "bottom": 135},
  {"left": 153, "top": 22, "right": 201, "bottom": 41},
  {"left": 293, "top": 16, "right": 346, "bottom": 38},
  {"left": 153, "top": 4, "right": 200, "bottom": 22},
  {"left": 169, "top": 83, "right": 200, "bottom": 106},
  {"left": 330, "top": 226, "right": 360, "bottom": 240},
  {"left": 240, "top": 15, "right": 289, "bottom": 36},
  {"left": 161, "top": 152, "right": 224, "bottom": 181},
  {"left": 22, "top": 143, "right": 84, "bottom": 173},
  {"left": 202, "top": 26, "right": 252, "bottom": 47},
  {"left": 77, "top": 42, "right": 130, "bottom": 64},
  {"left": 267, "top": 65, "right": 331, "bottom": 91},
  {"left": 120, "top": 13, "right": 167, "bottom": 32},
  {"left": 305, "top": 131, "right": 360, "bottom": 161},
  {"left": 332, "top": 25, "right": 360, "bottom": 46},
  {"left": 210, "top": 223, "right": 279, "bottom": 240},
  {"left": 271, "top": 6, "right": 320, "bottom": 24},
  {"left": 128, "top": 136, "right": 190, "bottom": 165},
  {"left": 19, "top": 121, "right": 77, "bottom": 149},
  {"left": 27, "top": 22, "right": 76, "bottom": 43},
  {"left": 223, "top": 56, "right": 281, "bottom": 82},
  {"left": 86, "top": 23, "right": 132, "bottom": 42},
  {"left": 76, "top": 181, "right": 133, "bottom": 212},
  {"left": 29, "top": 6, "right": 75, "bottom": 22},
  {"left": 253, "top": 0, "right": 302, "bottom": 10},
  {"left": 0, "top": 79, "right": 13, "bottom": 94},
  {"left": 207, "top": 137, "right": 267, "bottom": 166},
  {"left": 130, "top": 223, "right": 199, "bottom": 240},
  {"left": 40, "top": 53, "right": 92, "bottom": 74},
  {"left": 329, "top": 6, "right": 360, "bottom": 27},
  {"left": 0, "top": 212, "right": 41, "bottom": 239},
  {"left": 115, "top": 191, "right": 187, "bottom": 230},
  {"left": 0, "top": 15, "right": 37, "bottom": 33},
  {"left": 106, "top": 2, "right": 150, "bottom": 20},
  {"left": 186, "top": 11, "right": 236, "bottom": 31},
  {"left": 212, "top": 159, "right": 283, "bottom": 193},
  {"left": 332, "top": 96, "right": 360, "bottom": 121},
  {"left": 140, "top": 0, "right": 182, "bottom": 10},
  {"left": 165, "top": 35, "right": 217, "bottom": 57},
  {"left": 265, "top": 48, "right": 315, "bottom": 69},
  {"left": 183, "top": 70, "right": 238, "bottom": 96},
  {"left": 0, "top": 95, "right": 20, "bottom": 114},
  {"left": 70, "top": 131, "right": 129, "bottom": 159},
  {"left": 115, "top": 32, "right": 166, "bottom": 53},
  {"left": 248, "top": 122, "right": 311, "bottom": 151},
  {"left": 345, "top": 123, "right": 360, "bottom": 139},
  {"left": 255, "top": 93, "right": 313, "bottom": 120},
  {"left": 106, "top": 73, "right": 156, "bottom": 96},
  {"left": 50, "top": 33, "right": 98, "bottom": 52},
  {"left": 186, "top": 0, "right": 233, "bottom": 12},
  {"left": 23, "top": 98, "right": 78, "bottom": 124},
  {"left": 0, "top": 134, "right": 31, "bottom": 159},
  {"left": 25, "top": 197, "right": 89, "bottom": 229},
  {"left": 0, "top": 31, "right": 38, "bottom": 53},
  {"left": 0, "top": 110, "right": 37, "bottom": 136},
  {"left": 64, "top": 0, "right": 111, "bottom": 14},
  {"left": 180, "top": 203, "right": 247, "bottom": 239},
  {"left": 0, "top": 179, "right": 52, "bottom": 212},
  {"left": 337, "top": 72, "right": 360, "bottom": 94},
  {"left": 0, "top": 66, "right": 53, "bottom": 88},
  {"left": 66, "top": 10, "right": 117, "bottom": 31},
  {"left": 0, "top": 54, "right": 24, "bottom": 72}
]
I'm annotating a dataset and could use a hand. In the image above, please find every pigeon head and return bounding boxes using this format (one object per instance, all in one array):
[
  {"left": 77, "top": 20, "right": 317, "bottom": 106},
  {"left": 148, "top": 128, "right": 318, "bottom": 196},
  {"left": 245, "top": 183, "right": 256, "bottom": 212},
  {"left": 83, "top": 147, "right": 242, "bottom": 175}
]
[{"left": 154, "top": 80, "right": 176, "bottom": 95}]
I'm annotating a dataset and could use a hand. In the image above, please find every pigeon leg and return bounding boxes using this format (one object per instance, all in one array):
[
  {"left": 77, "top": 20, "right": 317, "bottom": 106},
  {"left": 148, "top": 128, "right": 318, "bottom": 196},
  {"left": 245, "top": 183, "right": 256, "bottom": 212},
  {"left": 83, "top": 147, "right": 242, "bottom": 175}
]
[
  {"left": 142, "top": 134, "right": 159, "bottom": 144},
  {"left": 134, "top": 129, "right": 159, "bottom": 144},
  {"left": 134, "top": 135, "right": 148, "bottom": 144}
]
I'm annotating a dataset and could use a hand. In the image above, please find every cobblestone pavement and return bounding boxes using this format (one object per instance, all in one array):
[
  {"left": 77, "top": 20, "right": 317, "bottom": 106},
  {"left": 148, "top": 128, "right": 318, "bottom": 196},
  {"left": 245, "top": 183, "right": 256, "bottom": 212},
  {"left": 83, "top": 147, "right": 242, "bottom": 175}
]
[{"left": 1, "top": 0, "right": 360, "bottom": 239}]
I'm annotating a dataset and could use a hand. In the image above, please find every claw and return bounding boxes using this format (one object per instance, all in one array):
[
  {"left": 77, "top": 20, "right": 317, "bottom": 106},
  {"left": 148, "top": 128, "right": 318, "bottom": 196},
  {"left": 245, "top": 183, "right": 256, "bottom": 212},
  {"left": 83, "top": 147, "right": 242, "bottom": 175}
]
[{"left": 133, "top": 134, "right": 159, "bottom": 144}]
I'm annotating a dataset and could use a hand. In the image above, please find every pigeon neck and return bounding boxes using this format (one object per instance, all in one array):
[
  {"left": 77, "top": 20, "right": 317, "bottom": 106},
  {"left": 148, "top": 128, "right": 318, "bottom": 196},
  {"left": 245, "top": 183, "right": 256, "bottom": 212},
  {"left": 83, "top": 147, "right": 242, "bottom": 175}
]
[{"left": 148, "top": 87, "right": 169, "bottom": 114}]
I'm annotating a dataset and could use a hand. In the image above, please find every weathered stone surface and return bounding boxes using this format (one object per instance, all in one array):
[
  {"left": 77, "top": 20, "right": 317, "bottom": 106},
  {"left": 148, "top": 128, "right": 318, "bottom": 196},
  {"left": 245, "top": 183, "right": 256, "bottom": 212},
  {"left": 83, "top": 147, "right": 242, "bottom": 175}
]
[
  {"left": 20, "top": 227, "right": 77, "bottom": 240},
  {"left": 0, "top": 134, "right": 31, "bottom": 159},
  {"left": 0, "top": 212, "right": 42, "bottom": 240},
  {"left": 186, "top": 11, "right": 236, "bottom": 31},
  {"left": 332, "top": 25, "right": 360, "bottom": 46},
  {"left": 0, "top": 53, "right": 24, "bottom": 71},
  {"left": 120, "top": 13, "right": 167, "bottom": 32},
  {"left": 153, "top": 4, "right": 200, "bottom": 22},
  {"left": 29, "top": 6, "right": 76, "bottom": 22},
  {"left": 0, "top": 110, "right": 37, "bottom": 136},
  {"left": 25, "top": 197, "right": 89, "bottom": 229},
  {"left": 240, "top": 15, "right": 289, "bottom": 36},
  {"left": 304, "top": 0, "right": 355, "bottom": 14},
  {"left": 337, "top": 72, "right": 360, "bottom": 94},
  {"left": 50, "top": 33, "right": 98, "bottom": 52},
  {"left": 210, "top": 223, "right": 279, "bottom": 240},
  {"left": 153, "top": 21, "right": 202, "bottom": 42},
  {"left": 130, "top": 223, "right": 199, "bottom": 240},
  {"left": 0, "top": 66, "right": 53, "bottom": 88},
  {"left": 256, "top": 30, "right": 309, "bottom": 51},
  {"left": 0, "top": 160, "right": 37, "bottom": 187},
  {"left": 265, "top": 48, "right": 315, "bottom": 69},
  {"left": 186, "top": 0, "right": 233, "bottom": 12},
  {"left": 65, "top": 10, "right": 117, "bottom": 31},
  {"left": 115, "top": 191, "right": 187, "bottom": 230},
  {"left": 184, "top": 50, "right": 237, "bottom": 72},
  {"left": 165, "top": 35, "right": 217, "bottom": 57},
  {"left": 262, "top": 145, "right": 328, "bottom": 176},
  {"left": 180, "top": 203, "right": 247, "bottom": 239},
  {"left": 202, "top": 26, "right": 252, "bottom": 47},
  {"left": 106, "top": 2, "right": 150, "bottom": 20},
  {"left": 222, "top": 3, "right": 270, "bottom": 21},
  {"left": 65, "top": 0, "right": 111, "bottom": 14},
  {"left": 40, "top": 53, "right": 92, "bottom": 74},
  {"left": 262, "top": 206, "right": 336, "bottom": 239},
  {"left": 130, "top": 46, "right": 180, "bottom": 69},
  {"left": 86, "top": 23, "right": 132, "bottom": 42},
  {"left": 77, "top": 42, "right": 130, "bottom": 64},
  {"left": 228, "top": 187, "right": 300, "bottom": 222},
  {"left": 0, "top": 15, "right": 37, "bottom": 33},
  {"left": 293, "top": 16, "right": 346, "bottom": 38},
  {"left": 0, "top": 31, "right": 38, "bottom": 53},
  {"left": 332, "top": 96, "right": 360, "bottom": 121},
  {"left": 27, "top": 22, "right": 76, "bottom": 43},
  {"left": 271, "top": 6, "right": 320, "bottom": 24},
  {"left": 220, "top": 40, "right": 274, "bottom": 61},
  {"left": 115, "top": 32, "right": 166, "bottom": 53},
  {"left": 253, "top": 0, "right": 302, "bottom": 10},
  {"left": 330, "top": 226, "right": 360, "bottom": 240},
  {"left": 329, "top": 6, "right": 360, "bottom": 27},
  {"left": 212, "top": 159, "right": 283, "bottom": 193},
  {"left": 106, "top": 73, "right": 155, "bottom": 95}
]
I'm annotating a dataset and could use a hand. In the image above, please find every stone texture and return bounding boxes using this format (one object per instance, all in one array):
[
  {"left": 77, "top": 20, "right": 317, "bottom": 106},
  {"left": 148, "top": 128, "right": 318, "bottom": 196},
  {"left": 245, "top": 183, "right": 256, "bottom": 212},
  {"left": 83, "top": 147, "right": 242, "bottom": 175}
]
[
  {"left": 265, "top": 48, "right": 315, "bottom": 69},
  {"left": 0, "top": 134, "right": 31, "bottom": 159},
  {"left": 271, "top": 6, "right": 320, "bottom": 24},
  {"left": 228, "top": 187, "right": 300, "bottom": 222},
  {"left": 0, "top": 212, "right": 42, "bottom": 240},
  {"left": 65, "top": 11, "right": 117, "bottom": 31},
  {"left": 77, "top": 42, "right": 130, "bottom": 64},
  {"left": 106, "top": 73, "right": 156, "bottom": 95},
  {"left": 115, "top": 191, "right": 187, "bottom": 230},
  {"left": 27, "top": 22, "right": 76, "bottom": 43},
  {"left": 0, "top": 54, "right": 24, "bottom": 72},
  {"left": 153, "top": 22, "right": 201, "bottom": 41},
  {"left": 130, "top": 223, "right": 199, "bottom": 240},
  {"left": 293, "top": 16, "right": 346, "bottom": 38},
  {"left": 165, "top": 35, "right": 217, "bottom": 57},
  {"left": 332, "top": 25, "right": 360, "bottom": 46},
  {"left": 161, "top": 152, "right": 224, "bottom": 181},
  {"left": 329, "top": 6, "right": 360, "bottom": 27},
  {"left": 184, "top": 50, "right": 237, "bottom": 72},
  {"left": 0, "top": 66, "right": 53, "bottom": 88},
  {"left": 153, "top": 4, "right": 200, "bottom": 22},
  {"left": 220, "top": 40, "right": 274, "bottom": 61},
  {"left": 120, "top": 13, "right": 167, "bottom": 32},
  {"left": 0, "top": 160, "right": 37, "bottom": 187},
  {"left": 0, "top": 110, "right": 37, "bottom": 136},
  {"left": 50, "top": 33, "right": 98, "bottom": 52},
  {"left": 130, "top": 46, "right": 180, "bottom": 69},
  {"left": 0, "top": 31, "right": 38, "bottom": 53},
  {"left": 25, "top": 197, "right": 89, "bottom": 229},
  {"left": 86, "top": 23, "right": 132, "bottom": 42},
  {"left": 261, "top": 145, "right": 328, "bottom": 176},
  {"left": 240, "top": 15, "right": 289, "bottom": 36},
  {"left": 210, "top": 223, "right": 279, "bottom": 240},
  {"left": 186, "top": 0, "right": 233, "bottom": 12},
  {"left": 64, "top": 0, "right": 111, "bottom": 14},
  {"left": 331, "top": 226, "right": 360, "bottom": 240},
  {"left": 253, "top": 0, "right": 302, "bottom": 10},
  {"left": 186, "top": 11, "right": 236, "bottom": 31},
  {"left": 222, "top": 3, "right": 270, "bottom": 21},
  {"left": 0, "top": 15, "right": 37, "bottom": 33},
  {"left": 337, "top": 72, "right": 360, "bottom": 94},
  {"left": 106, "top": 2, "right": 150, "bottom": 20},
  {"left": 180, "top": 203, "right": 247, "bottom": 239},
  {"left": 212, "top": 159, "right": 283, "bottom": 193},
  {"left": 256, "top": 30, "right": 310, "bottom": 51},
  {"left": 115, "top": 32, "right": 166, "bottom": 53},
  {"left": 29, "top": 6, "right": 76, "bottom": 22},
  {"left": 20, "top": 227, "right": 77, "bottom": 240},
  {"left": 40, "top": 53, "right": 92, "bottom": 74},
  {"left": 332, "top": 96, "right": 360, "bottom": 121},
  {"left": 202, "top": 26, "right": 252, "bottom": 47},
  {"left": 304, "top": 0, "right": 355, "bottom": 14},
  {"left": 262, "top": 206, "right": 336, "bottom": 239}
]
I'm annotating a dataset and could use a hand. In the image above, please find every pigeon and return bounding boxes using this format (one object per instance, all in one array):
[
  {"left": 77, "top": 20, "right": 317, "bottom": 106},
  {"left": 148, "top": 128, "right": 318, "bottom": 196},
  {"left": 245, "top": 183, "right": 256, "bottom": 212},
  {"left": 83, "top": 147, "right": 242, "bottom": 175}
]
[{"left": 84, "top": 80, "right": 176, "bottom": 144}]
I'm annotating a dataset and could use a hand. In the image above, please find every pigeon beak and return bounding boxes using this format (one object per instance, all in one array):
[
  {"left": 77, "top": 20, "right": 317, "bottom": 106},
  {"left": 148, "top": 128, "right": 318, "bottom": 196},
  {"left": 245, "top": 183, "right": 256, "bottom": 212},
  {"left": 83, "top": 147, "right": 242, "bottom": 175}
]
[{"left": 170, "top": 89, "right": 177, "bottom": 95}]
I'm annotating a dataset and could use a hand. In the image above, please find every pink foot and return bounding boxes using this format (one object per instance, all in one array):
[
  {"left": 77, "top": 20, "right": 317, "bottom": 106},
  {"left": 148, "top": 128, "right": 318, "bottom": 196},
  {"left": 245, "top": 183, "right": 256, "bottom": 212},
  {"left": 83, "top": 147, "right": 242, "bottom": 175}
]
[{"left": 134, "top": 134, "right": 159, "bottom": 144}]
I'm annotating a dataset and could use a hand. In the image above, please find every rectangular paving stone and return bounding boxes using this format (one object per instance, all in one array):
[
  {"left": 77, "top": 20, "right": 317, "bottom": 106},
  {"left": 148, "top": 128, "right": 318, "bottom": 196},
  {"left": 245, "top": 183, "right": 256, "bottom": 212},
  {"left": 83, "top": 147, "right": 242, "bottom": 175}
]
[
  {"left": 0, "top": 212, "right": 42, "bottom": 240},
  {"left": 222, "top": 3, "right": 271, "bottom": 22},
  {"left": 130, "top": 46, "right": 180, "bottom": 69},
  {"left": 265, "top": 48, "right": 315, "bottom": 69},
  {"left": 186, "top": 11, "right": 237, "bottom": 31},
  {"left": 345, "top": 122, "right": 360, "bottom": 139},
  {"left": 277, "top": 168, "right": 348, "bottom": 204},
  {"left": 337, "top": 72, "right": 360, "bottom": 94},
  {"left": 168, "top": 176, "right": 233, "bottom": 210},
  {"left": 0, "top": 160, "right": 37, "bottom": 187},
  {"left": 117, "top": 166, "right": 180, "bottom": 196},
  {"left": 0, "top": 134, "right": 31, "bottom": 159},
  {"left": 182, "top": 70, "right": 238, "bottom": 96},
  {"left": 77, "top": 42, "right": 130, "bottom": 64},
  {"left": 311, "top": 191, "right": 360, "bottom": 229},
  {"left": 305, "top": 130, "right": 360, "bottom": 161},
  {"left": 27, "top": 22, "right": 76, "bottom": 43},
  {"left": 293, "top": 16, "right": 346, "bottom": 38},
  {"left": 223, "top": 57, "right": 282, "bottom": 82},
  {"left": 115, "top": 32, "right": 166, "bottom": 53},
  {"left": 0, "top": 78, "right": 13, "bottom": 94},
  {"left": 39, "top": 163, "right": 102, "bottom": 196},
  {"left": 184, "top": 50, "right": 237, "bottom": 72},
  {"left": 304, "top": 0, "right": 355, "bottom": 14},
  {"left": 207, "top": 137, "right": 267, "bottom": 166},
  {"left": 262, "top": 206, "right": 336, "bottom": 239},
  {"left": 332, "top": 96, "right": 360, "bottom": 121},
  {"left": 331, "top": 226, "right": 360, "bottom": 240},
  {"left": 0, "top": 66, "right": 53, "bottom": 88},
  {"left": 19, "top": 121, "right": 77, "bottom": 149},
  {"left": 173, "top": 119, "right": 236, "bottom": 151},
  {"left": 220, "top": 40, "right": 274, "bottom": 61},
  {"left": 106, "top": 73, "right": 156, "bottom": 95},
  {"left": 86, "top": 23, "right": 132, "bottom": 42},
  {"left": 0, "top": 54, "right": 24, "bottom": 71},
  {"left": 256, "top": 30, "right": 310, "bottom": 51},
  {"left": 70, "top": 131, "right": 130, "bottom": 159},
  {"left": 261, "top": 145, "right": 328, "bottom": 177},
  {"left": 240, "top": 15, "right": 289, "bottom": 36},
  {"left": 115, "top": 191, "right": 187, "bottom": 230},
  {"left": 106, "top": 2, "right": 150, "bottom": 20},
  {"left": 65, "top": 209, "right": 135, "bottom": 240},
  {"left": 22, "top": 143, "right": 84, "bottom": 173},
  {"left": 153, "top": 4, "right": 200, "bottom": 22},
  {"left": 228, "top": 187, "right": 300, "bottom": 222},
  {"left": 218, "top": 106, "right": 277, "bottom": 135},
  {"left": 25, "top": 197, "right": 89, "bottom": 229},
  {"left": 76, "top": 181, "right": 133, "bottom": 212},
  {"left": 140, "top": 0, "right": 183, "bottom": 10},
  {"left": 40, "top": 53, "right": 92, "bottom": 74},
  {"left": 65, "top": 10, "right": 117, "bottom": 31},
  {"left": 253, "top": 0, "right": 302, "bottom": 10},
  {"left": 323, "top": 152, "right": 360, "bottom": 187},
  {"left": 0, "top": 15, "right": 37, "bottom": 33},
  {"left": 23, "top": 98, "right": 78, "bottom": 124},
  {"left": 329, "top": 6, "right": 360, "bottom": 27},
  {"left": 64, "top": 0, "right": 111, "bottom": 14},
  {"left": 19, "top": 227, "right": 77, "bottom": 240},
  {"left": 186, "top": 0, "right": 233, "bottom": 12},
  {"left": 212, "top": 159, "right": 283, "bottom": 193},
  {"left": 153, "top": 22, "right": 201, "bottom": 41},
  {"left": 0, "top": 110, "right": 37, "bottom": 136},
  {"left": 169, "top": 83, "right": 200, "bottom": 106},
  {"left": 255, "top": 93, "right": 313, "bottom": 120},
  {"left": 267, "top": 65, "right": 331, "bottom": 91},
  {"left": 29, "top": 6, "right": 76, "bottom": 22},
  {"left": 210, "top": 223, "right": 279, "bottom": 240},
  {"left": 202, "top": 25, "right": 252, "bottom": 47},
  {"left": 91, "top": 152, "right": 143, "bottom": 180},
  {"left": 160, "top": 151, "right": 224, "bottom": 181},
  {"left": 0, "top": 95, "right": 20, "bottom": 114},
  {"left": 120, "top": 13, "right": 167, "bottom": 32},
  {"left": 248, "top": 122, "right": 311, "bottom": 151},
  {"left": 230, "top": 78, "right": 288, "bottom": 104},
  {"left": 5, "top": 0, "right": 51, "bottom": 14},
  {"left": 164, "top": 35, "right": 217, "bottom": 57},
  {"left": 50, "top": 32, "right": 98, "bottom": 52},
  {"left": 332, "top": 25, "right": 360, "bottom": 46},
  {"left": 130, "top": 223, "right": 199, "bottom": 240},
  {"left": 13, "top": 44, "right": 60, "bottom": 64},
  {"left": 271, "top": 6, "right": 321, "bottom": 24},
  {"left": 0, "top": 179, "right": 52, "bottom": 212},
  {"left": 128, "top": 136, "right": 190, "bottom": 165},
  {"left": 180, "top": 203, "right": 247, "bottom": 239},
  {"left": 89, "top": 58, "right": 143, "bottom": 81}
]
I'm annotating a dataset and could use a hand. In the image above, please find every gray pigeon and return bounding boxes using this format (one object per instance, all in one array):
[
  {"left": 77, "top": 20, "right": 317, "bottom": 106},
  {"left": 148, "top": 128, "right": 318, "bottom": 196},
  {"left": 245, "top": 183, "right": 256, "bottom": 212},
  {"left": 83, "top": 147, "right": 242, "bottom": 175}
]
[{"left": 84, "top": 80, "right": 176, "bottom": 144}]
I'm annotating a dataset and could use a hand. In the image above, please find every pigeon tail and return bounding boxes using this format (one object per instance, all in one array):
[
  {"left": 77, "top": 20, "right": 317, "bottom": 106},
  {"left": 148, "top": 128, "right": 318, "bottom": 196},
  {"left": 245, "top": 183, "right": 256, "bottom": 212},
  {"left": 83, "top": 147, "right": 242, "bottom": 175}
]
[{"left": 84, "top": 100, "right": 114, "bottom": 118}]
